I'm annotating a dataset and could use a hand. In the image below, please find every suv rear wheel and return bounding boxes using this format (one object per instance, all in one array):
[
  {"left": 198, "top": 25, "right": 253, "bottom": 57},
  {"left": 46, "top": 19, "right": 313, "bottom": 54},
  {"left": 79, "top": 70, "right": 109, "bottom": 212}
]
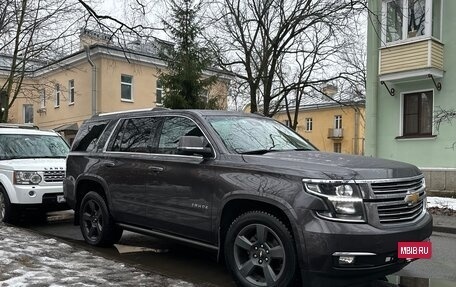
[
  {"left": 224, "top": 211, "right": 297, "bottom": 287},
  {"left": 80, "top": 191, "right": 123, "bottom": 246},
  {"left": 0, "top": 187, "right": 17, "bottom": 224}
]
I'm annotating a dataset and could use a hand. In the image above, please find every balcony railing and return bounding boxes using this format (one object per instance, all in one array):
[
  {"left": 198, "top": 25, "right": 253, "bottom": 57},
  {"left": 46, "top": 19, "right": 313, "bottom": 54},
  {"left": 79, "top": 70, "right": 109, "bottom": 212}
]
[
  {"left": 379, "top": 38, "right": 444, "bottom": 81},
  {"left": 328, "top": 128, "right": 343, "bottom": 139}
]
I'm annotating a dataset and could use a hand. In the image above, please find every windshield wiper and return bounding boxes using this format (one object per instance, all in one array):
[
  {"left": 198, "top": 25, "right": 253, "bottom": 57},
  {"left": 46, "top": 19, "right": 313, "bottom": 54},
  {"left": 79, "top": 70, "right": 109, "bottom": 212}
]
[{"left": 240, "top": 149, "right": 282, "bottom": 155}]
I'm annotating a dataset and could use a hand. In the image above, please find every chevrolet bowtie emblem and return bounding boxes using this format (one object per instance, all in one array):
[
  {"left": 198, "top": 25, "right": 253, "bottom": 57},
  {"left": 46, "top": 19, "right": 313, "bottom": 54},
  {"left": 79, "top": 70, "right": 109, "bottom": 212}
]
[{"left": 404, "top": 191, "right": 420, "bottom": 206}]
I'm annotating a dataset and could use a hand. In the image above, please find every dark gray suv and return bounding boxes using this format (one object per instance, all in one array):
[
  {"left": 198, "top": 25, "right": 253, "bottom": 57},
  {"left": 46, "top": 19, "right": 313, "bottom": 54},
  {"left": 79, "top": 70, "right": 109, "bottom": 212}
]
[{"left": 64, "top": 109, "right": 432, "bottom": 287}]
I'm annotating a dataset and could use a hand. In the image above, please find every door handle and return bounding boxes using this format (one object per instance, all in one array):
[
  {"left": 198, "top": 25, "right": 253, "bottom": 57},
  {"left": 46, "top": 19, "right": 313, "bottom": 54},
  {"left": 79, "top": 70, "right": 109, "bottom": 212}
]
[
  {"left": 103, "top": 161, "right": 116, "bottom": 167},
  {"left": 148, "top": 166, "right": 164, "bottom": 173}
]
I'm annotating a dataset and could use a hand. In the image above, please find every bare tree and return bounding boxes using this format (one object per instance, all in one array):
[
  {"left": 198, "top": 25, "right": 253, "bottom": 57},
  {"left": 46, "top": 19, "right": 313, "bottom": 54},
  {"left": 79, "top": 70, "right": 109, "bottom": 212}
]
[
  {"left": 77, "top": 0, "right": 161, "bottom": 41},
  {"left": 207, "top": 0, "right": 366, "bottom": 117},
  {"left": 0, "top": 0, "right": 84, "bottom": 122}
]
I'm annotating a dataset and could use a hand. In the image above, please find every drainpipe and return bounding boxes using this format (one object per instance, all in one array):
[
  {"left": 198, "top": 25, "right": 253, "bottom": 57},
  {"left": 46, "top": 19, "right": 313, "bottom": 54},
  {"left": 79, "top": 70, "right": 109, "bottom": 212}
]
[
  {"left": 85, "top": 46, "right": 97, "bottom": 115},
  {"left": 354, "top": 107, "right": 360, "bottom": 155},
  {"left": 365, "top": 0, "right": 380, "bottom": 157}
]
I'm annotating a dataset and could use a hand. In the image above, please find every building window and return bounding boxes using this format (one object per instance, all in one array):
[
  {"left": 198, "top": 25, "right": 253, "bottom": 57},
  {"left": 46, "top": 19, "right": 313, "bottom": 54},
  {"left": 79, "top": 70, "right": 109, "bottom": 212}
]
[
  {"left": 156, "top": 79, "right": 163, "bottom": 104},
  {"left": 402, "top": 91, "right": 433, "bottom": 136},
  {"left": 69, "top": 80, "right": 75, "bottom": 104},
  {"left": 334, "top": 142, "right": 342, "bottom": 153},
  {"left": 121, "top": 75, "right": 133, "bottom": 101},
  {"left": 23, "top": 104, "right": 33, "bottom": 123},
  {"left": 382, "top": 0, "right": 441, "bottom": 44},
  {"left": 39, "top": 89, "right": 45, "bottom": 109},
  {"left": 55, "top": 84, "right": 60, "bottom": 107},
  {"left": 334, "top": 115, "right": 342, "bottom": 129},
  {"left": 305, "top": 118, "right": 313, "bottom": 131}
]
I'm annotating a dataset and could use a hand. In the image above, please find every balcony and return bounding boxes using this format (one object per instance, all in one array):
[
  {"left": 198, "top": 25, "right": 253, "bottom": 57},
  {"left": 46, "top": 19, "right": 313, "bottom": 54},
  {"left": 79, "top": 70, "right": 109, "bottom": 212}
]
[
  {"left": 328, "top": 128, "right": 343, "bottom": 139},
  {"left": 379, "top": 38, "right": 444, "bottom": 82}
]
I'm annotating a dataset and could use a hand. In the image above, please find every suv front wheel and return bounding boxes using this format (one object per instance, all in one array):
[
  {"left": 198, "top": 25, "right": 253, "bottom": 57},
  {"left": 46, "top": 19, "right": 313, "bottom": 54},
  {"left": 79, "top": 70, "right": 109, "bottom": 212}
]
[
  {"left": 224, "top": 211, "right": 297, "bottom": 287},
  {"left": 0, "top": 187, "right": 17, "bottom": 224},
  {"left": 80, "top": 191, "right": 123, "bottom": 246}
]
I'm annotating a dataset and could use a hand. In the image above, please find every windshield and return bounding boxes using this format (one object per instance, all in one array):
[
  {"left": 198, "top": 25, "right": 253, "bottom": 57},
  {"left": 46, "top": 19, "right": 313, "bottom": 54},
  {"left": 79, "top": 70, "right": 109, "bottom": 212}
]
[
  {"left": 208, "top": 116, "right": 315, "bottom": 154},
  {"left": 0, "top": 134, "right": 69, "bottom": 160}
]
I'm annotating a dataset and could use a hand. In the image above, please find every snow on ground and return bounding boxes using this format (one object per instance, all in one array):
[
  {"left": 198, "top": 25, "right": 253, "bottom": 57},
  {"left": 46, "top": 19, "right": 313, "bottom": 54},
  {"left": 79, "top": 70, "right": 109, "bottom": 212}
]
[
  {"left": 0, "top": 197, "right": 453, "bottom": 286},
  {"left": 0, "top": 224, "right": 195, "bottom": 287},
  {"left": 427, "top": 196, "right": 456, "bottom": 210}
]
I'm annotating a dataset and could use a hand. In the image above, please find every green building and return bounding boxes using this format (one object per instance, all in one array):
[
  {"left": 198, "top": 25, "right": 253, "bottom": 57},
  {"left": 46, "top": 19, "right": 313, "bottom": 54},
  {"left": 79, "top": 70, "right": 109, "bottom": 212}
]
[{"left": 366, "top": 0, "right": 455, "bottom": 191}]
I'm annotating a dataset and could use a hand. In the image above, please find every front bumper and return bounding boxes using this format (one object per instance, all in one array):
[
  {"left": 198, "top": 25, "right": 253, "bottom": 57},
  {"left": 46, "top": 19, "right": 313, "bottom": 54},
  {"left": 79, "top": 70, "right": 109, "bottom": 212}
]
[
  {"left": 300, "top": 211, "right": 433, "bottom": 277},
  {"left": 13, "top": 184, "right": 65, "bottom": 205}
]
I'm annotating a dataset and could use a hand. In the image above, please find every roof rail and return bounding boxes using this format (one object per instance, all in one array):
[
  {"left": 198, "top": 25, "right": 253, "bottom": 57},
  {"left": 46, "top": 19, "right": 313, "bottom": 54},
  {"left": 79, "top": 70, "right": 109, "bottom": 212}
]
[
  {"left": 97, "top": 107, "right": 170, "bottom": 117},
  {"left": 98, "top": 108, "right": 154, "bottom": 117},
  {"left": 0, "top": 123, "right": 39, "bottom": 130}
]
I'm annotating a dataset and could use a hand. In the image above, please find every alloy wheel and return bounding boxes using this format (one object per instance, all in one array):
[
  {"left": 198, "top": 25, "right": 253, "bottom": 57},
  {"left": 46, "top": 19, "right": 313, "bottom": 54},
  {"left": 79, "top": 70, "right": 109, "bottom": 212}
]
[
  {"left": 233, "top": 223, "right": 286, "bottom": 286},
  {"left": 82, "top": 199, "right": 104, "bottom": 241},
  {"left": 0, "top": 192, "right": 5, "bottom": 221}
]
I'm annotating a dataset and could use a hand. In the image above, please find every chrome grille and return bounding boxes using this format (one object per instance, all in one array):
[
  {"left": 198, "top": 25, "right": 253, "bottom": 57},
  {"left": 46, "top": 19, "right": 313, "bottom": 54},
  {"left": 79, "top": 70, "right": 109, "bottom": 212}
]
[
  {"left": 43, "top": 170, "right": 65, "bottom": 182},
  {"left": 370, "top": 176, "right": 425, "bottom": 224}
]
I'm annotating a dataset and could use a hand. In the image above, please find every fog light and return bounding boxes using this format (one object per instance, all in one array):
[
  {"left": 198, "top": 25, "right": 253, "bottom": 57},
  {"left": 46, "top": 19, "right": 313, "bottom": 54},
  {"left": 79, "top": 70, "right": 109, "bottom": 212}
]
[
  {"left": 339, "top": 256, "right": 355, "bottom": 265},
  {"left": 28, "top": 190, "right": 36, "bottom": 197},
  {"left": 334, "top": 202, "right": 357, "bottom": 214}
]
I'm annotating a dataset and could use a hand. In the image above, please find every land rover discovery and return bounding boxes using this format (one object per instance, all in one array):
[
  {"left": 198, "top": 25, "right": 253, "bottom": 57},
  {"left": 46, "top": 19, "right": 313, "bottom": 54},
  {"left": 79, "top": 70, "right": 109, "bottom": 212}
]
[
  {"left": 0, "top": 125, "right": 70, "bottom": 223},
  {"left": 64, "top": 109, "right": 432, "bottom": 287}
]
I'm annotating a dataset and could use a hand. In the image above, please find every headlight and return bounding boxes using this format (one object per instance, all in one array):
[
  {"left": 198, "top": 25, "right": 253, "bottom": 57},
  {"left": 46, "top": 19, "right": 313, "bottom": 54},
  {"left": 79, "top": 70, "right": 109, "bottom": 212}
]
[
  {"left": 304, "top": 180, "right": 365, "bottom": 222},
  {"left": 14, "top": 171, "right": 42, "bottom": 185}
]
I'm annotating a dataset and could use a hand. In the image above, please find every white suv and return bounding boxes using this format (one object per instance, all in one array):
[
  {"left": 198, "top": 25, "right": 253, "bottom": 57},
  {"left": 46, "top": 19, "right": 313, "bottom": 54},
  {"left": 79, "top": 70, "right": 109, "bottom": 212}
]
[{"left": 0, "top": 125, "right": 70, "bottom": 223}]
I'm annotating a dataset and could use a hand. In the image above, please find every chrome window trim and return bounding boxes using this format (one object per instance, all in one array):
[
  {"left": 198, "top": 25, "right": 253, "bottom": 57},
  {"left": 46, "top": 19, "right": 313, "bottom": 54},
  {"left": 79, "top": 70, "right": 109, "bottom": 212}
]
[
  {"left": 102, "top": 114, "right": 217, "bottom": 159},
  {"left": 105, "top": 150, "right": 204, "bottom": 161}
]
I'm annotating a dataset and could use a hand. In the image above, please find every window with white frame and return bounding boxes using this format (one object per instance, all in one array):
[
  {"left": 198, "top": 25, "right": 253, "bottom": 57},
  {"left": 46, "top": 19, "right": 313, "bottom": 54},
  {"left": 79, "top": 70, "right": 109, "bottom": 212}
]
[
  {"left": 334, "top": 115, "right": 342, "bottom": 129},
  {"left": 23, "top": 104, "right": 33, "bottom": 123},
  {"left": 69, "top": 80, "right": 75, "bottom": 104},
  {"left": 55, "top": 83, "right": 60, "bottom": 107},
  {"left": 402, "top": 90, "right": 433, "bottom": 137},
  {"left": 305, "top": 118, "right": 313, "bottom": 131},
  {"left": 156, "top": 79, "right": 163, "bottom": 104},
  {"left": 121, "top": 75, "right": 133, "bottom": 101},
  {"left": 39, "top": 89, "right": 45, "bottom": 109},
  {"left": 382, "top": 0, "right": 442, "bottom": 44}
]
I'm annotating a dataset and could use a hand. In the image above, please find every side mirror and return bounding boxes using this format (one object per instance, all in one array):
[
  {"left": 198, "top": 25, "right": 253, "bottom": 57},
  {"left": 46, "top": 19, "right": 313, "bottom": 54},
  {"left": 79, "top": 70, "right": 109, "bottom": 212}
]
[{"left": 177, "top": 136, "right": 213, "bottom": 157}]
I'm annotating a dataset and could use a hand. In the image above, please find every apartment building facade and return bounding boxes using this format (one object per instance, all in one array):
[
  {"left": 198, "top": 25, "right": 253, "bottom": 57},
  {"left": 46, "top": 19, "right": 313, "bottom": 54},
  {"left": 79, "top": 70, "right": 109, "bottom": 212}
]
[
  {"left": 1, "top": 30, "right": 230, "bottom": 144},
  {"left": 366, "top": 0, "right": 455, "bottom": 191},
  {"left": 273, "top": 93, "right": 365, "bottom": 155}
]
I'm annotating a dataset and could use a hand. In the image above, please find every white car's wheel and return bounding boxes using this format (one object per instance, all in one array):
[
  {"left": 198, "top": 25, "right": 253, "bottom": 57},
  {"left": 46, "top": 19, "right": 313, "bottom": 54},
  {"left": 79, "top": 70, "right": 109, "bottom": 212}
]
[{"left": 0, "top": 187, "right": 18, "bottom": 224}]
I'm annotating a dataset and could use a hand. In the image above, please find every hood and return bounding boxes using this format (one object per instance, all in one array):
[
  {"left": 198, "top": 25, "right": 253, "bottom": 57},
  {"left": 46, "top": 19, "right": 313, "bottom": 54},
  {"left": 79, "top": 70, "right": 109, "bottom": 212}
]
[
  {"left": 0, "top": 158, "right": 66, "bottom": 171},
  {"left": 242, "top": 151, "right": 421, "bottom": 180}
]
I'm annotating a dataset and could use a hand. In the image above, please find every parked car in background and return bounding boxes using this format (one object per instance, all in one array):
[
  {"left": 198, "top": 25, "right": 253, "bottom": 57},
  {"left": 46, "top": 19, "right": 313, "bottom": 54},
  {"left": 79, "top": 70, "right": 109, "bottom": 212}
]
[
  {"left": 64, "top": 109, "right": 432, "bottom": 287},
  {"left": 0, "top": 124, "right": 70, "bottom": 223}
]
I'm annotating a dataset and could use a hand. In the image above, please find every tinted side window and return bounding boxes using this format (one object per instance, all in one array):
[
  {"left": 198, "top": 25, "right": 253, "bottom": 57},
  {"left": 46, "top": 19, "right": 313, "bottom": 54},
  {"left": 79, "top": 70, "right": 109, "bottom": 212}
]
[
  {"left": 158, "top": 117, "right": 203, "bottom": 154},
  {"left": 109, "top": 117, "right": 160, "bottom": 153},
  {"left": 73, "top": 121, "right": 109, "bottom": 152}
]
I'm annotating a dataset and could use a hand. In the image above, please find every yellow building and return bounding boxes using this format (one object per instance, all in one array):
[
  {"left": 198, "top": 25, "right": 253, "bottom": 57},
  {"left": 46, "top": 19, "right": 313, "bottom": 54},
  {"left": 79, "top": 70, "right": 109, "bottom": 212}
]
[
  {"left": 1, "top": 30, "right": 231, "bottom": 144},
  {"left": 273, "top": 92, "right": 365, "bottom": 155}
]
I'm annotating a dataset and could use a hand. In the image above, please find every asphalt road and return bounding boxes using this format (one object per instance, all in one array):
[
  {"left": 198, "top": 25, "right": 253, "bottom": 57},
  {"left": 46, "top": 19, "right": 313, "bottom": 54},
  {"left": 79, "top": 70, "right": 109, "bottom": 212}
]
[{"left": 20, "top": 211, "right": 456, "bottom": 287}]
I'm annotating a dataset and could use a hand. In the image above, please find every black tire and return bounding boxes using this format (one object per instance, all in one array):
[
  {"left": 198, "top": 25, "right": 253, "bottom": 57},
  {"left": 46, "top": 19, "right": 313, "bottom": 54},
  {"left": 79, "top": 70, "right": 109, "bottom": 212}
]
[
  {"left": 0, "top": 187, "right": 18, "bottom": 224},
  {"left": 224, "top": 211, "right": 297, "bottom": 287},
  {"left": 79, "top": 191, "right": 123, "bottom": 246}
]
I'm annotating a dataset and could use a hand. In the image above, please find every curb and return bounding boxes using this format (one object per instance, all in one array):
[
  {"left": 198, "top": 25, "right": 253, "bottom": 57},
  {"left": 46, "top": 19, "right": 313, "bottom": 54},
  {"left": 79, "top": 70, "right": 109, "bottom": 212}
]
[{"left": 432, "top": 226, "right": 456, "bottom": 234}]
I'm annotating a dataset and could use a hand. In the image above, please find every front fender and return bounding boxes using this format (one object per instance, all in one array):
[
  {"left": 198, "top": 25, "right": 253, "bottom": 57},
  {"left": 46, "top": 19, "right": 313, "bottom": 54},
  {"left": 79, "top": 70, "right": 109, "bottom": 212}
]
[{"left": 0, "top": 173, "right": 18, "bottom": 203}]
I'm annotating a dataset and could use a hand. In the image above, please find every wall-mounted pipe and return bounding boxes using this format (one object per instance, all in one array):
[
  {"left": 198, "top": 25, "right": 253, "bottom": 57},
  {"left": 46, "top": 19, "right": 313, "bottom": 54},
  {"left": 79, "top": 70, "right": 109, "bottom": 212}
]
[{"left": 85, "top": 46, "right": 97, "bottom": 115}]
